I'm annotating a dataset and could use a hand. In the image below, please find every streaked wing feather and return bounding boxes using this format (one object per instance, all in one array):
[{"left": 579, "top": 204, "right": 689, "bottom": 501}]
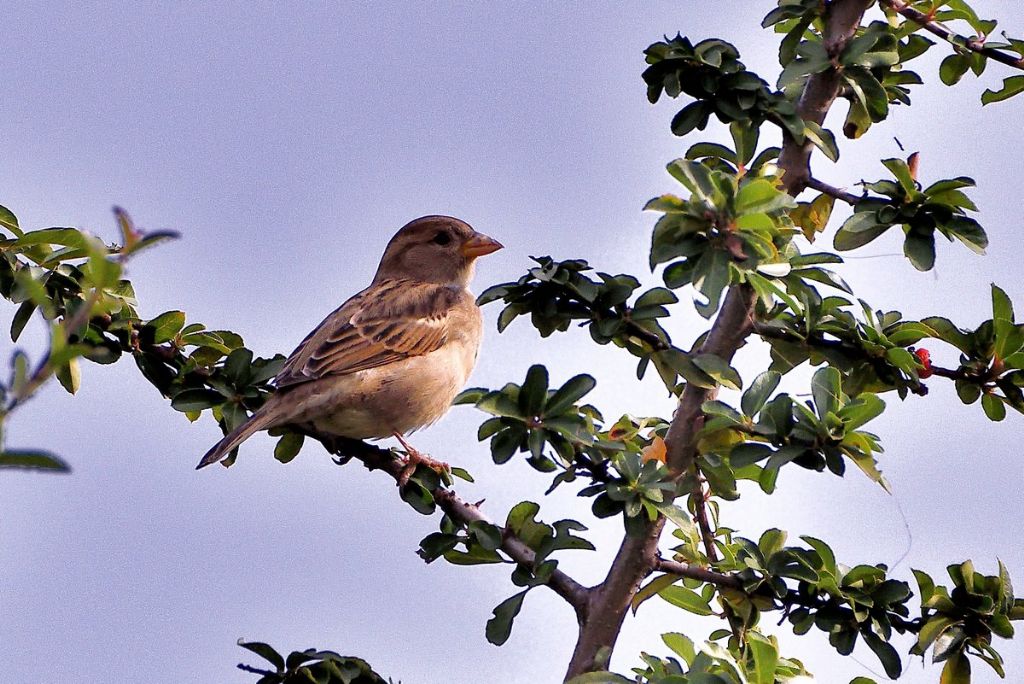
[{"left": 274, "top": 279, "right": 458, "bottom": 387}]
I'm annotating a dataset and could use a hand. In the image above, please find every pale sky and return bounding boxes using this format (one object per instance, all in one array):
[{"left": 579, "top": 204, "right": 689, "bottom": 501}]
[{"left": 2, "top": 2, "right": 1022, "bottom": 683}]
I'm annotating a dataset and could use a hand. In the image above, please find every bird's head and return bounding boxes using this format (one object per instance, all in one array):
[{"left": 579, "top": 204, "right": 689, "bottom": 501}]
[{"left": 373, "top": 215, "right": 503, "bottom": 287}]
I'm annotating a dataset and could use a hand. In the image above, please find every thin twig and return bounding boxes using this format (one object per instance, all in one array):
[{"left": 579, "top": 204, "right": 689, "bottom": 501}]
[
  {"left": 806, "top": 177, "right": 863, "bottom": 205},
  {"left": 8, "top": 288, "right": 102, "bottom": 411},
  {"left": 691, "top": 480, "right": 719, "bottom": 563},
  {"left": 881, "top": 0, "right": 1024, "bottom": 71},
  {"left": 236, "top": 663, "right": 276, "bottom": 676}
]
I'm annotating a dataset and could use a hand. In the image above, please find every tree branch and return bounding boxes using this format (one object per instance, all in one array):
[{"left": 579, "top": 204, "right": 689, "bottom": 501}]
[
  {"left": 321, "top": 437, "right": 591, "bottom": 616},
  {"left": 656, "top": 558, "right": 742, "bottom": 589},
  {"left": 881, "top": 0, "right": 1024, "bottom": 71},
  {"left": 563, "top": 4, "right": 876, "bottom": 679},
  {"left": 806, "top": 176, "right": 863, "bottom": 205},
  {"left": 777, "top": 0, "right": 875, "bottom": 195}
]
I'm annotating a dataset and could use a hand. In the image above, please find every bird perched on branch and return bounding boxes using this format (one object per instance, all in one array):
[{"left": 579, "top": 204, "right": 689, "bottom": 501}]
[{"left": 196, "top": 215, "right": 503, "bottom": 474}]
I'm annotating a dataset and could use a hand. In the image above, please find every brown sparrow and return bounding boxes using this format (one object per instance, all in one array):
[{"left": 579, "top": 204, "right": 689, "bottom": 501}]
[{"left": 196, "top": 215, "right": 502, "bottom": 469}]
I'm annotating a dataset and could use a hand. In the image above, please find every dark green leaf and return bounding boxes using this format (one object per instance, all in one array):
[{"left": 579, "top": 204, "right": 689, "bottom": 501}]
[
  {"left": 863, "top": 630, "right": 902, "bottom": 679},
  {"left": 545, "top": 374, "right": 597, "bottom": 416},
  {"left": 0, "top": 450, "right": 71, "bottom": 472},
  {"left": 274, "top": 432, "right": 304, "bottom": 464},
  {"left": 146, "top": 310, "right": 186, "bottom": 344},
  {"left": 237, "top": 640, "right": 285, "bottom": 672},
  {"left": 171, "top": 388, "right": 225, "bottom": 412},
  {"left": 485, "top": 590, "right": 528, "bottom": 646},
  {"left": 741, "top": 370, "right": 780, "bottom": 416},
  {"left": 981, "top": 75, "right": 1024, "bottom": 105},
  {"left": 519, "top": 365, "right": 549, "bottom": 418}
]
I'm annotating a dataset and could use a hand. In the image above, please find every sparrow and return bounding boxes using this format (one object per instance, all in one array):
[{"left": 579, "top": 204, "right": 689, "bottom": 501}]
[{"left": 196, "top": 215, "right": 503, "bottom": 470}]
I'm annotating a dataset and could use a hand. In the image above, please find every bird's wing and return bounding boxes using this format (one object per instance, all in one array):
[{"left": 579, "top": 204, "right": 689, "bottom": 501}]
[{"left": 274, "top": 279, "right": 461, "bottom": 388}]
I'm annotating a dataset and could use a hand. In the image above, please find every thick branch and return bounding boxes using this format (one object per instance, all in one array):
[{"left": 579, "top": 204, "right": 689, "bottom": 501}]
[
  {"left": 881, "top": 0, "right": 1024, "bottom": 71},
  {"left": 777, "top": 0, "right": 875, "bottom": 194},
  {"left": 563, "top": 4, "right": 876, "bottom": 679},
  {"left": 323, "top": 438, "right": 591, "bottom": 616}
]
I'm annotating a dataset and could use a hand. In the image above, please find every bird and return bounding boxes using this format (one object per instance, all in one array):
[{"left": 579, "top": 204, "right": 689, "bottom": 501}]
[{"left": 195, "top": 215, "right": 503, "bottom": 473}]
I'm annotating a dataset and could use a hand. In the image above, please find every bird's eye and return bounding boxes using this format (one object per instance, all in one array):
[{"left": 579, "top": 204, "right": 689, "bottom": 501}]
[{"left": 432, "top": 231, "right": 452, "bottom": 246}]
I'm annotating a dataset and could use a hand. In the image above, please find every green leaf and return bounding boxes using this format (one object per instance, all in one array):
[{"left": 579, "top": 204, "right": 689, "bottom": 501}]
[
  {"left": 659, "top": 585, "right": 713, "bottom": 615},
  {"left": 811, "top": 366, "right": 842, "bottom": 418},
  {"left": 0, "top": 450, "right": 71, "bottom": 472},
  {"left": 0, "top": 204, "right": 21, "bottom": 236},
  {"left": 921, "top": 316, "right": 972, "bottom": 353},
  {"left": 834, "top": 212, "right": 888, "bottom": 250},
  {"left": 274, "top": 432, "right": 304, "bottom": 463},
  {"left": 804, "top": 121, "right": 839, "bottom": 162},
  {"left": 747, "top": 632, "right": 779, "bottom": 684},
  {"left": 692, "top": 353, "right": 742, "bottom": 390},
  {"left": 981, "top": 75, "right": 1024, "bottom": 105},
  {"left": 171, "top": 388, "right": 225, "bottom": 412},
  {"left": 146, "top": 310, "right": 186, "bottom": 344},
  {"left": 632, "top": 573, "right": 679, "bottom": 615},
  {"left": 741, "top": 370, "right": 780, "bottom": 416},
  {"left": 237, "top": 640, "right": 285, "bottom": 671},
  {"left": 940, "top": 652, "right": 970, "bottom": 684},
  {"left": 661, "top": 632, "right": 696, "bottom": 665},
  {"left": 55, "top": 358, "right": 81, "bottom": 395},
  {"left": 992, "top": 283, "right": 1016, "bottom": 359},
  {"left": 839, "top": 394, "right": 885, "bottom": 431},
  {"left": 519, "top": 365, "right": 549, "bottom": 418},
  {"left": 863, "top": 631, "right": 902, "bottom": 679},
  {"left": 729, "top": 120, "right": 759, "bottom": 165},
  {"left": 485, "top": 590, "right": 528, "bottom": 646},
  {"left": 653, "top": 502, "right": 697, "bottom": 537},
  {"left": 982, "top": 393, "right": 1006, "bottom": 421},
  {"left": 671, "top": 101, "right": 711, "bottom": 137},
  {"left": 10, "top": 301, "right": 35, "bottom": 342},
  {"left": 881, "top": 158, "right": 918, "bottom": 196},
  {"left": 545, "top": 374, "right": 597, "bottom": 416},
  {"left": 904, "top": 232, "right": 936, "bottom": 271},
  {"left": 16, "top": 227, "right": 90, "bottom": 249},
  {"left": 565, "top": 673, "right": 635, "bottom": 684},
  {"left": 735, "top": 179, "right": 794, "bottom": 215},
  {"left": 667, "top": 159, "right": 718, "bottom": 207},
  {"left": 490, "top": 425, "right": 525, "bottom": 464},
  {"left": 939, "top": 53, "right": 971, "bottom": 86},
  {"left": 801, "top": 535, "right": 837, "bottom": 576}
]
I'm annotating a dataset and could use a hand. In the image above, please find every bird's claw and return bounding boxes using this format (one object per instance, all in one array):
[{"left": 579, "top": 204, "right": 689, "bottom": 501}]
[{"left": 396, "top": 444, "right": 450, "bottom": 489}]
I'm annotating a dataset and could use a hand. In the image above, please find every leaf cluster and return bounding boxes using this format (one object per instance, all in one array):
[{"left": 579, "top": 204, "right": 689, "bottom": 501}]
[
  {"left": 834, "top": 158, "right": 986, "bottom": 271},
  {"left": 911, "top": 560, "right": 1024, "bottom": 681},
  {"left": 237, "top": 640, "right": 392, "bottom": 684}
]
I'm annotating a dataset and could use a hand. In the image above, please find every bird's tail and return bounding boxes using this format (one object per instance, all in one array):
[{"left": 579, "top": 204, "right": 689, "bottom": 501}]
[{"left": 195, "top": 409, "right": 276, "bottom": 469}]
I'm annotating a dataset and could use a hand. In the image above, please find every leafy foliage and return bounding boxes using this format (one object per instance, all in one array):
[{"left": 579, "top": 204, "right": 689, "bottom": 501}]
[
  {"left": 6, "top": 1, "right": 1024, "bottom": 683},
  {"left": 833, "top": 158, "right": 986, "bottom": 271},
  {"left": 237, "top": 640, "right": 393, "bottom": 684}
]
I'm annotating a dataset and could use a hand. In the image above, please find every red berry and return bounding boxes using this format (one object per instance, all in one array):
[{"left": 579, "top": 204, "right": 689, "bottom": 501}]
[{"left": 914, "top": 348, "right": 933, "bottom": 379}]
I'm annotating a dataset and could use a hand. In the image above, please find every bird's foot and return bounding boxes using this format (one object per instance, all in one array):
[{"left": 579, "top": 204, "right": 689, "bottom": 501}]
[{"left": 393, "top": 433, "right": 450, "bottom": 488}]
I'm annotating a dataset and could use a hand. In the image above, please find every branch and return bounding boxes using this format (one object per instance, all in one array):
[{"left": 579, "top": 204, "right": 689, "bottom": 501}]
[
  {"left": 319, "top": 437, "right": 591, "bottom": 616},
  {"left": 881, "top": 0, "right": 1024, "bottom": 71},
  {"left": 563, "top": 4, "right": 876, "bottom": 679},
  {"left": 656, "top": 558, "right": 742, "bottom": 589},
  {"left": 777, "top": 0, "right": 875, "bottom": 194},
  {"left": 806, "top": 176, "right": 863, "bottom": 205}
]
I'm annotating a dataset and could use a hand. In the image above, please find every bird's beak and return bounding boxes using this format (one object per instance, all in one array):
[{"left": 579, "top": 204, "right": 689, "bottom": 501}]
[{"left": 461, "top": 232, "right": 503, "bottom": 258}]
